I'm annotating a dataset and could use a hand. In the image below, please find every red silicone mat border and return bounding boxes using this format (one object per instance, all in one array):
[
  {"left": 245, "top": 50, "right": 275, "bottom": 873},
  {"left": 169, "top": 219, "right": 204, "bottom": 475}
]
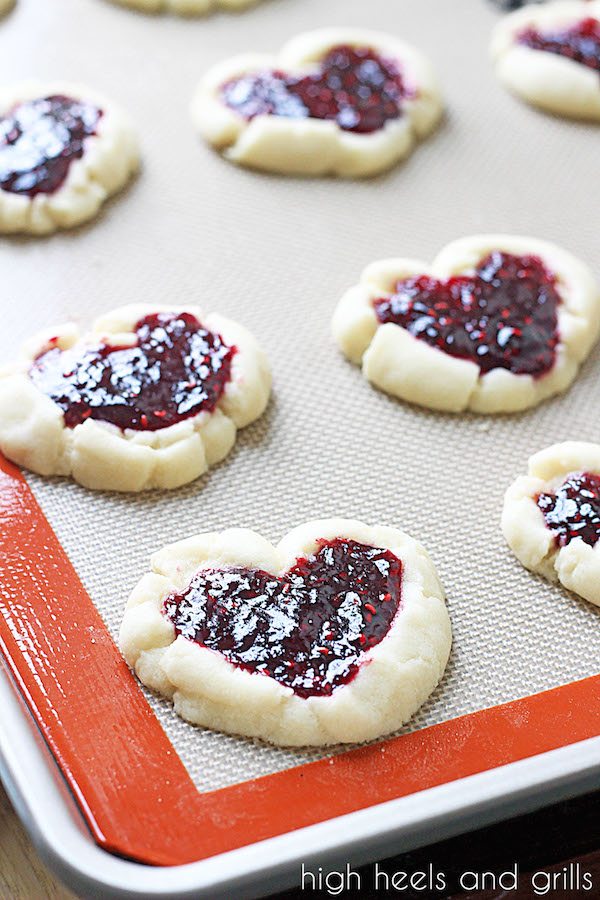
[{"left": 0, "top": 454, "right": 599, "bottom": 867}]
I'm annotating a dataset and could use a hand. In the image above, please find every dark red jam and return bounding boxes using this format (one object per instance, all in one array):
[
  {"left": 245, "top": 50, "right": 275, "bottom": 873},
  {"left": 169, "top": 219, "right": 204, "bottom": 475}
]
[
  {"left": 0, "top": 95, "right": 102, "bottom": 197},
  {"left": 164, "top": 538, "right": 403, "bottom": 698},
  {"left": 537, "top": 472, "right": 600, "bottom": 549},
  {"left": 29, "top": 312, "right": 235, "bottom": 432},
  {"left": 373, "top": 252, "right": 560, "bottom": 376},
  {"left": 518, "top": 17, "right": 600, "bottom": 74},
  {"left": 220, "top": 45, "right": 413, "bottom": 135}
]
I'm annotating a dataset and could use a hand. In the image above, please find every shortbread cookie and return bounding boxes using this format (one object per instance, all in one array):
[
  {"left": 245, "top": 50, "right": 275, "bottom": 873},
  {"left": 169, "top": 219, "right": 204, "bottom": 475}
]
[
  {"left": 0, "top": 82, "right": 139, "bottom": 234},
  {"left": 0, "top": 0, "right": 14, "bottom": 17},
  {"left": 491, "top": 1, "right": 600, "bottom": 120},
  {"left": 333, "top": 235, "right": 600, "bottom": 414},
  {"left": 191, "top": 28, "right": 443, "bottom": 178},
  {"left": 108, "top": 0, "right": 259, "bottom": 14},
  {"left": 0, "top": 304, "right": 271, "bottom": 492},
  {"left": 502, "top": 443, "right": 600, "bottom": 606},
  {"left": 119, "top": 519, "right": 452, "bottom": 746}
]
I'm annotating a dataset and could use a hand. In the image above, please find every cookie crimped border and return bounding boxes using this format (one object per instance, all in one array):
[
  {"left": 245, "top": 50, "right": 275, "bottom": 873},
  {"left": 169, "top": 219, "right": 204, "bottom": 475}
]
[
  {"left": 107, "top": 0, "right": 259, "bottom": 14},
  {"left": 0, "top": 81, "right": 139, "bottom": 235},
  {"left": 190, "top": 28, "right": 443, "bottom": 178},
  {"left": 491, "top": 0, "right": 600, "bottom": 121},
  {"left": 332, "top": 235, "right": 600, "bottom": 414},
  {"left": 0, "top": 303, "right": 271, "bottom": 492},
  {"left": 502, "top": 442, "right": 600, "bottom": 607},
  {"left": 119, "top": 518, "right": 452, "bottom": 747}
]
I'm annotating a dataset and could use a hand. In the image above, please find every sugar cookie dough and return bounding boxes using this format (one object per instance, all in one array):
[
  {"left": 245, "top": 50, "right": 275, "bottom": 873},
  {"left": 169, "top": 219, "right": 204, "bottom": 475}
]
[
  {"left": 107, "top": 0, "right": 260, "bottom": 14},
  {"left": 0, "top": 304, "right": 271, "bottom": 492},
  {"left": 502, "top": 442, "right": 600, "bottom": 606},
  {"left": 332, "top": 235, "right": 600, "bottom": 414},
  {"left": 0, "top": 81, "right": 139, "bottom": 235},
  {"left": 191, "top": 28, "right": 443, "bottom": 178},
  {"left": 119, "top": 519, "right": 452, "bottom": 746},
  {"left": 491, "top": 1, "right": 600, "bottom": 121}
]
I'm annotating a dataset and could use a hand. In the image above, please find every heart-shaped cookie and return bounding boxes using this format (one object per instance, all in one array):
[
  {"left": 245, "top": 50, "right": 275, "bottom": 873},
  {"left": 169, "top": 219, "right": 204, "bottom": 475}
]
[
  {"left": 0, "top": 303, "right": 271, "bottom": 492},
  {"left": 503, "top": 442, "right": 600, "bottom": 607},
  {"left": 191, "top": 28, "right": 443, "bottom": 178},
  {"left": 0, "top": 82, "right": 139, "bottom": 234},
  {"left": 119, "top": 519, "right": 452, "bottom": 746},
  {"left": 491, "top": 0, "right": 600, "bottom": 121},
  {"left": 333, "top": 235, "right": 600, "bottom": 413}
]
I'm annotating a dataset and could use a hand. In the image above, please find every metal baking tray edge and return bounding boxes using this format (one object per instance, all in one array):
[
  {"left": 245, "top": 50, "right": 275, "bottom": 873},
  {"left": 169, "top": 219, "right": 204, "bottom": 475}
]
[{"left": 1, "top": 666, "right": 599, "bottom": 900}]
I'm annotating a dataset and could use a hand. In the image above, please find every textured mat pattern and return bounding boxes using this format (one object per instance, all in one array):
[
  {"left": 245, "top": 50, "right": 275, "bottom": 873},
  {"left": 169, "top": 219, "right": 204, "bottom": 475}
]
[{"left": 1, "top": 0, "right": 599, "bottom": 792}]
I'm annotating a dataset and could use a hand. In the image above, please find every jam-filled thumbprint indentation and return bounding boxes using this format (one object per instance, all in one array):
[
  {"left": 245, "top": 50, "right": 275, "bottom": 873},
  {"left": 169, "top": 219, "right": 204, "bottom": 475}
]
[
  {"left": 29, "top": 312, "right": 236, "bottom": 431},
  {"left": 221, "top": 45, "right": 415, "bottom": 135},
  {"left": 0, "top": 95, "right": 103, "bottom": 197},
  {"left": 164, "top": 538, "right": 403, "bottom": 698},
  {"left": 518, "top": 17, "right": 600, "bottom": 75},
  {"left": 373, "top": 251, "right": 561, "bottom": 377},
  {"left": 537, "top": 472, "right": 600, "bottom": 549}
]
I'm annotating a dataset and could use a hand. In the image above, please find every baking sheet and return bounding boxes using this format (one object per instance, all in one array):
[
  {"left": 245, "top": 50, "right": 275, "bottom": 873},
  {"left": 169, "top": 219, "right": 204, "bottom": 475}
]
[{"left": 1, "top": 0, "right": 599, "bottom": 794}]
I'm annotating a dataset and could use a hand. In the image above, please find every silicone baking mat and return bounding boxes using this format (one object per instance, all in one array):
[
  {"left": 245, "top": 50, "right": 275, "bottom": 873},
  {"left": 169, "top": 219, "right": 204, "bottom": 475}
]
[{"left": 0, "top": 0, "right": 599, "bottom": 828}]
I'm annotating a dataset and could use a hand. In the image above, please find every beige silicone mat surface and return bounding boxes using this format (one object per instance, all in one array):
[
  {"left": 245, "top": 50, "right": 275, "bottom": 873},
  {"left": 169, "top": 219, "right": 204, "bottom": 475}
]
[{"left": 1, "top": 0, "right": 599, "bottom": 793}]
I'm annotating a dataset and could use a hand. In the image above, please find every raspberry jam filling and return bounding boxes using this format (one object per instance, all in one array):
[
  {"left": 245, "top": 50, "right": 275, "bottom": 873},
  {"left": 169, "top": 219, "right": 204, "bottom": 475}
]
[
  {"left": 518, "top": 17, "right": 600, "bottom": 74},
  {"left": 0, "top": 95, "right": 102, "bottom": 197},
  {"left": 373, "top": 252, "right": 560, "bottom": 376},
  {"left": 29, "top": 312, "right": 235, "bottom": 432},
  {"left": 164, "top": 538, "right": 403, "bottom": 698},
  {"left": 537, "top": 472, "right": 600, "bottom": 549},
  {"left": 221, "top": 45, "right": 413, "bottom": 135}
]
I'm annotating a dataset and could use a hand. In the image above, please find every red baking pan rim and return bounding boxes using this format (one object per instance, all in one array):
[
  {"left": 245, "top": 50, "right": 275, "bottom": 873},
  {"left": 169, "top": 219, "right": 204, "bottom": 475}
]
[{"left": 0, "top": 454, "right": 598, "bottom": 867}]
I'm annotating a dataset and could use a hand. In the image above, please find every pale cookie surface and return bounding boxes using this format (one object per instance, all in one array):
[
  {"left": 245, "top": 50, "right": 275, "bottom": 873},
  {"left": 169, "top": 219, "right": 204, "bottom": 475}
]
[
  {"left": 332, "top": 235, "right": 600, "bottom": 414},
  {"left": 502, "top": 442, "right": 600, "bottom": 607},
  {"left": 119, "top": 519, "right": 452, "bottom": 746},
  {"left": 0, "top": 304, "right": 271, "bottom": 492},
  {"left": 0, "top": 81, "right": 139, "bottom": 235},
  {"left": 107, "top": 0, "right": 260, "bottom": 14},
  {"left": 0, "top": 0, "right": 14, "bottom": 17},
  {"left": 191, "top": 28, "right": 443, "bottom": 178},
  {"left": 491, "top": 1, "right": 600, "bottom": 121}
]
